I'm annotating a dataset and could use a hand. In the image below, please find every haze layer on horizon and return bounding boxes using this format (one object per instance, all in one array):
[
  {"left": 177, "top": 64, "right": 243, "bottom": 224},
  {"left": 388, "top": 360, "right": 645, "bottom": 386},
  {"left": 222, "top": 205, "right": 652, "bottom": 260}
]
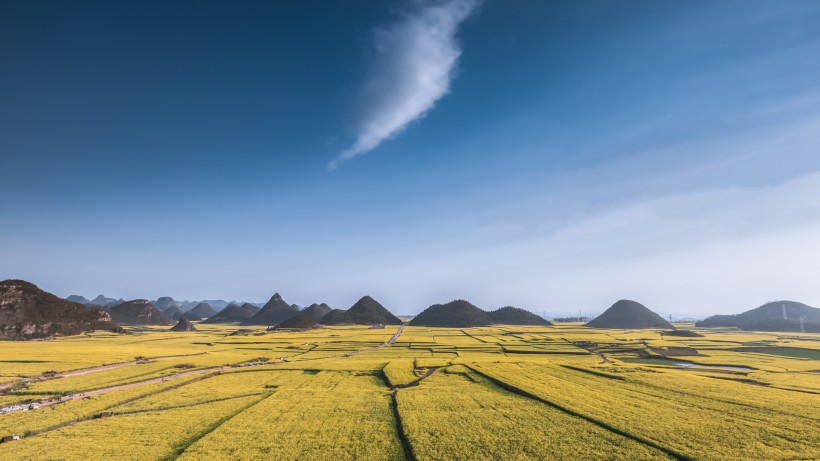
[{"left": 2, "top": 1, "right": 820, "bottom": 317}]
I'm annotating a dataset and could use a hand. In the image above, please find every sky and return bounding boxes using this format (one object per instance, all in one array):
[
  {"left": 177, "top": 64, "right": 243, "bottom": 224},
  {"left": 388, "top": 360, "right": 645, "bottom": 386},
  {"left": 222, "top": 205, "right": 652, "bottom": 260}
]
[{"left": 2, "top": 0, "right": 820, "bottom": 317}]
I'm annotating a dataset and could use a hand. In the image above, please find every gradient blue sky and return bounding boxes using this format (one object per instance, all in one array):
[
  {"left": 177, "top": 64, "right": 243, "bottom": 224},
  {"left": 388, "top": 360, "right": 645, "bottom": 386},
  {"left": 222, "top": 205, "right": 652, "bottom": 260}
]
[{"left": 2, "top": 1, "right": 820, "bottom": 316}]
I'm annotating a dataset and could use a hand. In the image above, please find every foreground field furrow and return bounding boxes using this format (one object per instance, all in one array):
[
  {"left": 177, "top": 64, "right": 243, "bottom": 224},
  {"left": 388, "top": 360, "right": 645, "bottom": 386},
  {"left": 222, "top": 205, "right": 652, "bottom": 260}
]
[{"left": 472, "top": 362, "right": 820, "bottom": 461}]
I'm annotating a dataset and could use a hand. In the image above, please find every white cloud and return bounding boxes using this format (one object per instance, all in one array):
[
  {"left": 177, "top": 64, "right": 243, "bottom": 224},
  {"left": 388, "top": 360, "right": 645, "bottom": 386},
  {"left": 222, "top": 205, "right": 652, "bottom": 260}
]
[{"left": 329, "top": 0, "right": 480, "bottom": 170}]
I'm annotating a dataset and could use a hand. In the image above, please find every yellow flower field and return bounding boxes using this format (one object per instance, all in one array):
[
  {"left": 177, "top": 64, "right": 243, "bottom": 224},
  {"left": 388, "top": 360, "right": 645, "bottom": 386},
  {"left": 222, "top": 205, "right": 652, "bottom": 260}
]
[{"left": 0, "top": 323, "right": 817, "bottom": 460}]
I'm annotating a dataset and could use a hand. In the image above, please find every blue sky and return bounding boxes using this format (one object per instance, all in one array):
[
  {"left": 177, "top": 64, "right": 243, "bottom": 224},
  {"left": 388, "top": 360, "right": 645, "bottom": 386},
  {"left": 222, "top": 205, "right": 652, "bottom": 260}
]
[{"left": 2, "top": 1, "right": 820, "bottom": 316}]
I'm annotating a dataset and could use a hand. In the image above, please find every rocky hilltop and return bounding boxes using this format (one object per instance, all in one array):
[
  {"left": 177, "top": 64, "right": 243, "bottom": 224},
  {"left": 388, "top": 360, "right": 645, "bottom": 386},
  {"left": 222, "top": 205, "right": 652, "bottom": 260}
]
[
  {"left": 0, "top": 280, "right": 123, "bottom": 340},
  {"left": 170, "top": 317, "right": 197, "bottom": 331}
]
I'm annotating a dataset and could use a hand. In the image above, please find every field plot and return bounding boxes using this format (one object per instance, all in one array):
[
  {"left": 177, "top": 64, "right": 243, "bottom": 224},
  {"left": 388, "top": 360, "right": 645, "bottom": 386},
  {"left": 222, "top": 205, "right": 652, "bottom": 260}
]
[
  {"left": 176, "top": 371, "right": 403, "bottom": 461},
  {"left": 395, "top": 369, "right": 673, "bottom": 460},
  {"left": 0, "top": 324, "right": 818, "bottom": 460},
  {"left": 472, "top": 361, "right": 820, "bottom": 461}
]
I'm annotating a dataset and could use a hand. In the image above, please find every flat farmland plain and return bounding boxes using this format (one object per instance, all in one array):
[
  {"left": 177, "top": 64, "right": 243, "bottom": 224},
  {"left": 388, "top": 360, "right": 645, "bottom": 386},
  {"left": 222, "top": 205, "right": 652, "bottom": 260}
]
[{"left": 0, "top": 324, "right": 818, "bottom": 460}]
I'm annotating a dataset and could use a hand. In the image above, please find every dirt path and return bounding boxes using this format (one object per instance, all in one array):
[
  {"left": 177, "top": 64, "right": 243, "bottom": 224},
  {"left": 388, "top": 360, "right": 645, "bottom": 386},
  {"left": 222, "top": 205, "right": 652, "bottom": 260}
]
[
  {"left": 349, "top": 324, "right": 405, "bottom": 355},
  {"left": 0, "top": 353, "right": 207, "bottom": 393},
  {"left": 295, "top": 324, "right": 405, "bottom": 361},
  {"left": 31, "top": 366, "right": 230, "bottom": 410},
  {"left": 392, "top": 367, "right": 438, "bottom": 390},
  {"left": 597, "top": 353, "right": 612, "bottom": 364}
]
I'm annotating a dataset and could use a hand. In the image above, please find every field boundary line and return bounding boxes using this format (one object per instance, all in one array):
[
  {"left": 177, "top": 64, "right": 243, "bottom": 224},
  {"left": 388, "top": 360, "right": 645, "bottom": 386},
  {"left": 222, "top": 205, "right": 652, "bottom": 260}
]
[
  {"left": 162, "top": 392, "right": 274, "bottom": 461},
  {"left": 390, "top": 391, "right": 416, "bottom": 461},
  {"left": 113, "top": 392, "right": 267, "bottom": 416},
  {"left": 466, "top": 365, "right": 693, "bottom": 461}
]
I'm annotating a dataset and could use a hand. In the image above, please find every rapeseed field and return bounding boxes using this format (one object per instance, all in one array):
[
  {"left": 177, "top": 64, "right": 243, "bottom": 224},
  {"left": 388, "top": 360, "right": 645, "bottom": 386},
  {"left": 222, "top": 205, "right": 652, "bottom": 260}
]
[{"left": 0, "top": 324, "right": 817, "bottom": 460}]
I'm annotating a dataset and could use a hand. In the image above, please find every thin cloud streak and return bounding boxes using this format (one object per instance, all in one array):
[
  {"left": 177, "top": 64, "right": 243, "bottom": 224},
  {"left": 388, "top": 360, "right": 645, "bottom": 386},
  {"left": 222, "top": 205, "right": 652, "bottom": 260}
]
[{"left": 329, "top": 0, "right": 480, "bottom": 170}]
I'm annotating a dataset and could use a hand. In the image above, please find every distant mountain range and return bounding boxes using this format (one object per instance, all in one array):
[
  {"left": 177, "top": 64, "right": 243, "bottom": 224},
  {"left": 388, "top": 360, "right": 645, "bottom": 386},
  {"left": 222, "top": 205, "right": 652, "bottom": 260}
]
[
  {"left": 66, "top": 294, "right": 124, "bottom": 307},
  {"left": 63, "top": 294, "right": 264, "bottom": 312},
  {"left": 4, "top": 279, "right": 819, "bottom": 338}
]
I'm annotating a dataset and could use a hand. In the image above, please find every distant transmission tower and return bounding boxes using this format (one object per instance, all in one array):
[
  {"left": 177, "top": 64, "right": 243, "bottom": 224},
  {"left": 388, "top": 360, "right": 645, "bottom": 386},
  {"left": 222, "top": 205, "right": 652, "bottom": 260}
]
[
  {"left": 782, "top": 303, "right": 788, "bottom": 320},
  {"left": 800, "top": 316, "right": 805, "bottom": 334}
]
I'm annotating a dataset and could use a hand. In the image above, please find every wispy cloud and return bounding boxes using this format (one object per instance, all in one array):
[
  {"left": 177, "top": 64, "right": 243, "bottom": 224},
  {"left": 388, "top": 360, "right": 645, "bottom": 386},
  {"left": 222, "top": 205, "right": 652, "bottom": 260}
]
[{"left": 329, "top": 0, "right": 480, "bottom": 170}]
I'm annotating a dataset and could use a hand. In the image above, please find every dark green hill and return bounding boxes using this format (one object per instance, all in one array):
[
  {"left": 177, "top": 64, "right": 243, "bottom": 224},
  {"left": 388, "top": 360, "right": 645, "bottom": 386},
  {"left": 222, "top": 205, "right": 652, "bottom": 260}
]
[
  {"left": 489, "top": 306, "right": 552, "bottom": 325},
  {"left": 319, "top": 309, "right": 347, "bottom": 324},
  {"left": 242, "top": 293, "right": 300, "bottom": 326},
  {"left": 181, "top": 310, "right": 203, "bottom": 321},
  {"left": 409, "top": 300, "right": 493, "bottom": 327},
  {"left": 320, "top": 296, "right": 402, "bottom": 325},
  {"left": 274, "top": 313, "right": 320, "bottom": 330},
  {"left": 189, "top": 302, "right": 216, "bottom": 318},
  {"left": 696, "top": 301, "right": 820, "bottom": 332},
  {"left": 202, "top": 303, "right": 258, "bottom": 323},
  {"left": 0, "top": 279, "right": 123, "bottom": 339},
  {"left": 109, "top": 300, "right": 173, "bottom": 325},
  {"left": 302, "top": 303, "right": 333, "bottom": 320},
  {"left": 240, "top": 303, "right": 261, "bottom": 314},
  {"left": 586, "top": 300, "right": 673, "bottom": 329}
]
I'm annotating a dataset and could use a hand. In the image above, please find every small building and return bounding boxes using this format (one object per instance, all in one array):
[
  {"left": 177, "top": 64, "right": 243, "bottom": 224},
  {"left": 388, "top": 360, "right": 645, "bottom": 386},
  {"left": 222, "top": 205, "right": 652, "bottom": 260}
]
[{"left": 1, "top": 435, "right": 21, "bottom": 443}]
